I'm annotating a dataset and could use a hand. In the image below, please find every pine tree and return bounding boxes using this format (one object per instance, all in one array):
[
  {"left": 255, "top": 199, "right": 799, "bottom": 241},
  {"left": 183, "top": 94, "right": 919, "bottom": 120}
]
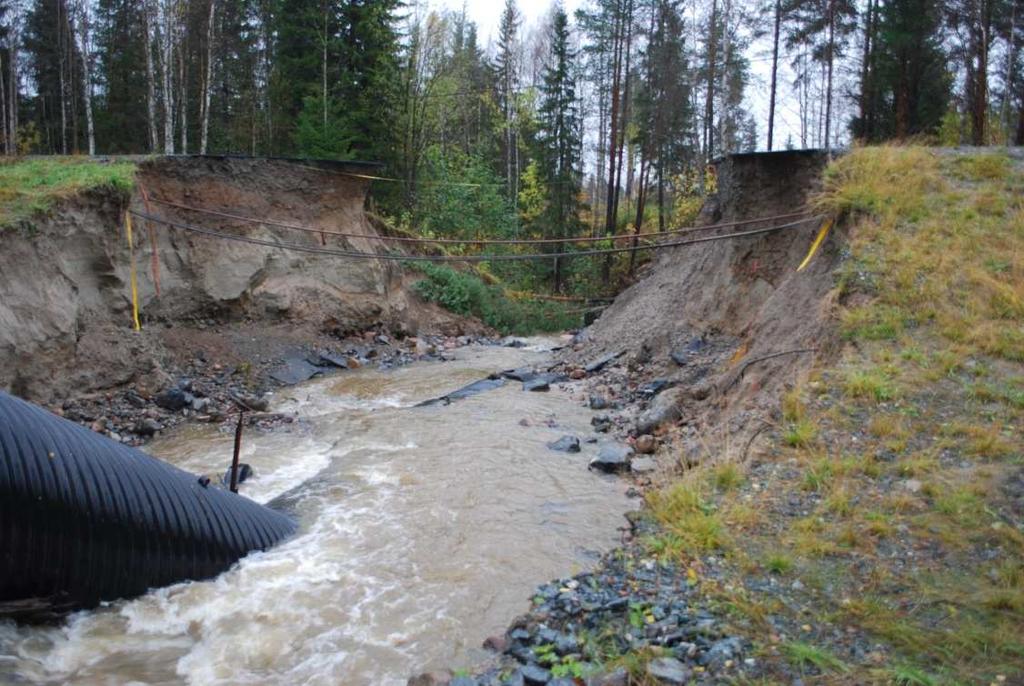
[
  {"left": 535, "top": 7, "right": 582, "bottom": 292},
  {"left": 851, "top": 0, "right": 950, "bottom": 140}
]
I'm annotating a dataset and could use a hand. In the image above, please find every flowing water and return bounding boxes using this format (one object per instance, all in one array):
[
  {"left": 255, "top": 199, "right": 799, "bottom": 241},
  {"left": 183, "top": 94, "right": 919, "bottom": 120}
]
[{"left": 0, "top": 341, "right": 632, "bottom": 686}]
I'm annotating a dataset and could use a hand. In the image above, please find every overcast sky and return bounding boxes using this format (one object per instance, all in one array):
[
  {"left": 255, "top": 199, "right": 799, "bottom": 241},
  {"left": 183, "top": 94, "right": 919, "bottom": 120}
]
[{"left": 430, "top": 0, "right": 827, "bottom": 152}]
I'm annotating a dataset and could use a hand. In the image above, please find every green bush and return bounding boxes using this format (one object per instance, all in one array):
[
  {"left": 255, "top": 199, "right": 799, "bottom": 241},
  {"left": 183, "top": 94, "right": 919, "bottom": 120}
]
[{"left": 410, "top": 262, "right": 581, "bottom": 335}]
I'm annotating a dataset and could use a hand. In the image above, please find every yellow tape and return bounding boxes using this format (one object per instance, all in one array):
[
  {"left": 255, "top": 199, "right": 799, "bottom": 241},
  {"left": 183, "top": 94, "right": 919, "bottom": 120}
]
[
  {"left": 126, "top": 212, "right": 141, "bottom": 331},
  {"left": 797, "top": 217, "right": 834, "bottom": 272}
]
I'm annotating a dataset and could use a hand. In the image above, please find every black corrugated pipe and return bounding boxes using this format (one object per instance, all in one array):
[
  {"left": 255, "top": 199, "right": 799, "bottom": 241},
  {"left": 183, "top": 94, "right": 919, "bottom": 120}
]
[{"left": 0, "top": 391, "right": 297, "bottom": 622}]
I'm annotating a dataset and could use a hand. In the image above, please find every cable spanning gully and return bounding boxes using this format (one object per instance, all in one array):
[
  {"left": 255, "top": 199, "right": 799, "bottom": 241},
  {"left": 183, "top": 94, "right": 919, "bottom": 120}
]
[
  {"left": 144, "top": 196, "right": 812, "bottom": 246},
  {"left": 129, "top": 208, "right": 823, "bottom": 263}
]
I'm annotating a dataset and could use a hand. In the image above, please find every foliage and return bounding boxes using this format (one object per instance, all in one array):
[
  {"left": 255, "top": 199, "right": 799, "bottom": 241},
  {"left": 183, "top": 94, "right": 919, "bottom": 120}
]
[
  {"left": 0, "top": 157, "right": 136, "bottom": 226},
  {"left": 410, "top": 262, "right": 580, "bottom": 335}
]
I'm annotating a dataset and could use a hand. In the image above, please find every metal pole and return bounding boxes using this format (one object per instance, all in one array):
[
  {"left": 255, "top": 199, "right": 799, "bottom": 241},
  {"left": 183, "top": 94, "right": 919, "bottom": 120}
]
[{"left": 229, "top": 411, "right": 244, "bottom": 493}]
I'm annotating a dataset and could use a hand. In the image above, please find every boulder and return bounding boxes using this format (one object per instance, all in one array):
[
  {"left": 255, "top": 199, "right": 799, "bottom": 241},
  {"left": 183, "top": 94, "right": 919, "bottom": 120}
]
[
  {"left": 590, "top": 444, "right": 634, "bottom": 473},
  {"left": 635, "top": 387, "right": 686, "bottom": 434},
  {"left": 634, "top": 434, "right": 657, "bottom": 454},
  {"left": 221, "top": 463, "right": 255, "bottom": 487},
  {"left": 154, "top": 388, "right": 189, "bottom": 412},
  {"left": 646, "top": 657, "right": 692, "bottom": 685},
  {"left": 547, "top": 436, "right": 581, "bottom": 453},
  {"left": 631, "top": 457, "right": 657, "bottom": 474}
]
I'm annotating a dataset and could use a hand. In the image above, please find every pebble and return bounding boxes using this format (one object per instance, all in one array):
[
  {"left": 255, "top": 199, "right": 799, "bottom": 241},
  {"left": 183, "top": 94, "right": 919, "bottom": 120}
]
[
  {"left": 634, "top": 434, "right": 656, "bottom": 454},
  {"left": 646, "top": 657, "right": 692, "bottom": 684}
]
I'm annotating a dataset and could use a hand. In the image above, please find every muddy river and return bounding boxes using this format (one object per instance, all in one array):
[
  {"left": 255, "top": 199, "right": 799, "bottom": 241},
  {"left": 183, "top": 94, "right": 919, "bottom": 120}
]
[{"left": 0, "top": 341, "right": 632, "bottom": 685}]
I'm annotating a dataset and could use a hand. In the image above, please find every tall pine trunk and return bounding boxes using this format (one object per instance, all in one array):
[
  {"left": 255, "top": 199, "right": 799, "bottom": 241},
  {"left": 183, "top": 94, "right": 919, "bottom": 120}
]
[
  {"left": 704, "top": 0, "right": 718, "bottom": 163},
  {"left": 767, "top": 0, "right": 781, "bottom": 150},
  {"left": 825, "top": 0, "right": 835, "bottom": 154},
  {"left": 74, "top": 1, "right": 95, "bottom": 155},
  {"left": 162, "top": 2, "right": 175, "bottom": 154}
]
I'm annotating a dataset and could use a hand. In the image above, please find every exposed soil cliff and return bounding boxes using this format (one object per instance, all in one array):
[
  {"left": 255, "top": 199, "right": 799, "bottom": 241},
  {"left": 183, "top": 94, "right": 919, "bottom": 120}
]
[
  {"left": 0, "top": 156, "right": 478, "bottom": 405},
  {"left": 561, "top": 150, "right": 839, "bottom": 459}
]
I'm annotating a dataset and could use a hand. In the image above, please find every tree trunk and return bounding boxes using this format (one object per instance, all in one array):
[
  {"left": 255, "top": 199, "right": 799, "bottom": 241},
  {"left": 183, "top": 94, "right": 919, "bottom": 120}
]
[
  {"left": 704, "top": 0, "right": 718, "bottom": 162},
  {"left": 57, "top": 1, "right": 67, "bottom": 154},
  {"left": 602, "top": 0, "right": 625, "bottom": 283},
  {"left": 73, "top": 0, "right": 95, "bottom": 155},
  {"left": 858, "top": 0, "right": 875, "bottom": 139},
  {"left": 162, "top": 2, "right": 175, "bottom": 154},
  {"left": 825, "top": 0, "right": 835, "bottom": 154},
  {"left": 200, "top": 0, "right": 216, "bottom": 154},
  {"left": 0, "top": 52, "right": 6, "bottom": 155},
  {"left": 179, "top": 34, "right": 187, "bottom": 154},
  {"left": 767, "top": 0, "right": 781, "bottom": 151},
  {"left": 657, "top": 155, "right": 665, "bottom": 232},
  {"left": 628, "top": 155, "right": 649, "bottom": 275},
  {"left": 969, "top": 0, "right": 991, "bottom": 146},
  {"left": 144, "top": 2, "right": 159, "bottom": 152}
]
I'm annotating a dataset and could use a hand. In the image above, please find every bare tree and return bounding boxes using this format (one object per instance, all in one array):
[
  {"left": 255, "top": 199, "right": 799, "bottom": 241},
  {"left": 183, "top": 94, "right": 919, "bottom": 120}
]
[
  {"left": 70, "top": 0, "right": 95, "bottom": 155},
  {"left": 200, "top": 0, "right": 216, "bottom": 154}
]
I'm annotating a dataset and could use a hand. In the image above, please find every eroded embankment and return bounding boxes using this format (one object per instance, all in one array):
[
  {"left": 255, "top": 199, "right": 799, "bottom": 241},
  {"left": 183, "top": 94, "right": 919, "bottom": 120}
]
[
  {"left": 561, "top": 150, "right": 838, "bottom": 463},
  {"left": 0, "top": 156, "right": 482, "bottom": 440}
]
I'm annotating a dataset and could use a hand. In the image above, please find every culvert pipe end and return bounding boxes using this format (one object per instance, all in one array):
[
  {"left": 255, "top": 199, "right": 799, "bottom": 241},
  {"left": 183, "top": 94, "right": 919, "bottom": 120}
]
[{"left": 0, "top": 391, "right": 297, "bottom": 622}]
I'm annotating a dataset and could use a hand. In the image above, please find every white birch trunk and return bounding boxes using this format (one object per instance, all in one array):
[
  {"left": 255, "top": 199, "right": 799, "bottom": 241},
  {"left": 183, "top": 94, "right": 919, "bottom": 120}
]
[
  {"left": 144, "top": 1, "right": 159, "bottom": 152},
  {"left": 72, "top": 0, "right": 95, "bottom": 155},
  {"left": 200, "top": 0, "right": 216, "bottom": 154},
  {"left": 161, "top": 1, "right": 175, "bottom": 154}
]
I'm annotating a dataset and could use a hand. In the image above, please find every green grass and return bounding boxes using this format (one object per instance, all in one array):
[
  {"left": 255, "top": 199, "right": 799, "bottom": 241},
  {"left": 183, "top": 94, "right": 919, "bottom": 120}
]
[
  {"left": 782, "top": 641, "right": 848, "bottom": 674},
  {"left": 409, "top": 261, "right": 582, "bottom": 335},
  {"left": 0, "top": 157, "right": 136, "bottom": 227}
]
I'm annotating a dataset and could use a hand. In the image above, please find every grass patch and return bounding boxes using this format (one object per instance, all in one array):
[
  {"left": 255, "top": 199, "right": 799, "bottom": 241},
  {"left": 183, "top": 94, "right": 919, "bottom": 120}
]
[
  {"left": 647, "top": 483, "right": 726, "bottom": 557},
  {"left": 783, "top": 418, "right": 817, "bottom": 448},
  {"left": 410, "top": 262, "right": 581, "bottom": 334},
  {"left": 843, "top": 368, "right": 897, "bottom": 402},
  {"left": 713, "top": 462, "right": 743, "bottom": 491},
  {"left": 782, "top": 641, "right": 848, "bottom": 674},
  {"left": 764, "top": 554, "right": 793, "bottom": 574},
  {"left": 0, "top": 157, "right": 136, "bottom": 227}
]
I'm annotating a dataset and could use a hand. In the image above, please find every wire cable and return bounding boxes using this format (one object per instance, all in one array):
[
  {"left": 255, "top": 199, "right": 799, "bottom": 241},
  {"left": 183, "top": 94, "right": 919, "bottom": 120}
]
[
  {"left": 144, "top": 197, "right": 811, "bottom": 247},
  {"left": 128, "top": 209, "right": 822, "bottom": 263}
]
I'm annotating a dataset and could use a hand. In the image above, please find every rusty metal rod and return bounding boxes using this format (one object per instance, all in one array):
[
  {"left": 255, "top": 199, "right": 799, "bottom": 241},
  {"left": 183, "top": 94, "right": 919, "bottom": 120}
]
[{"left": 229, "top": 411, "right": 244, "bottom": 493}]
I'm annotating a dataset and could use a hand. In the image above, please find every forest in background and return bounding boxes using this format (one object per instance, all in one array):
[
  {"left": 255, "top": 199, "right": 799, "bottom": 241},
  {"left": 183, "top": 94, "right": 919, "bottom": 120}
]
[{"left": 0, "top": 0, "right": 1022, "bottom": 295}]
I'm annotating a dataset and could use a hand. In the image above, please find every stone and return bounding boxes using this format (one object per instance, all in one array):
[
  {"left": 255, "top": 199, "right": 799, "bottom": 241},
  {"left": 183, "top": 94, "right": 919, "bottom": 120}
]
[
  {"left": 134, "top": 418, "right": 162, "bottom": 436},
  {"left": 237, "top": 393, "right": 270, "bottom": 412},
  {"left": 688, "top": 382, "right": 713, "bottom": 401},
  {"left": 670, "top": 336, "right": 706, "bottom": 365},
  {"left": 635, "top": 387, "right": 685, "bottom": 434},
  {"left": 638, "top": 379, "right": 671, "bottom": 398},
  {"left": 584, "top": 350, "right": 626, "bottom": 373},
  {"left": 903, "top": 479, "right": 923, "bottom": 493},
  {"left": 318, "top": 352, "right": 350, "bottom": 368},
  {"left": 700, "top": 637, "right": 744, "bottom": 670},
  {"left": 569, "top": 368, "right": 586, "bottom": 380},
  {"left": 524, "top": 377, "right": 551, "bottom": 392},
  {"left": 191, "top": 397, "right": 210, "bottom": 413},
  {"left": 503, "top": 368, "right": 538, "bottom": 382},
  {"left": 634, "top": 434, "right": 657, "bottom": 454},
  {"left": 269, "top": 357, "right": 323, "bottom": 385},
  {"left": 408, "top": 671, "right": 453, "bottom": 686},
  {"left": 631, "top": 457, "right": 657, "bottom": 474},
  {"left": 154, "top": 388, "right": 189, "bottom": 412},
  {"left": 450, "top": 678, "right": 477, "bottom": 686},
  {"left": 520, "top": 664, "right": 551, "bottom": 685},
  {"left": 590, "top": 444, "right": 634, "bottom": 473},
  {"left": 547, "top": 436, "right": 581, "bottom": 453},
  {"left": 646, "top": 657, "right": 692, "bottom": 685},
  {"left": 221, "top": 463, "right": 255, "bottom": 487},
  {"left": 502, "top": 337, "right": 528, "bottom": 348},
  {"left": 586, "top": 667, "right": 628, "bottom": 686},
  {"left": 591, "top": 415, "right": 612, "bottom": 433},
  {"left": 588, "top": 395, "right": 610, "bottom": 410},
  {"left": 483, "top": 635, "right": 509, "bottom": 652}
]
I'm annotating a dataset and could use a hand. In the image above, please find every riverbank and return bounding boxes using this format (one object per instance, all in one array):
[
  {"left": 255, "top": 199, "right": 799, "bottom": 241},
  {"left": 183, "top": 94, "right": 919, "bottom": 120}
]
[{"left": 432, "top": 147, "right": 1024, "bottom": 686}]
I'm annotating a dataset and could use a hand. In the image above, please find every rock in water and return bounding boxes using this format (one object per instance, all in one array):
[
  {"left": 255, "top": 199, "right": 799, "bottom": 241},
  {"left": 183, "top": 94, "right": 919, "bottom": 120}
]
[
  {"left": 221, "top": 462, "right": 255, "bottom": 487},
  {"left": 590, "top": 444, "right": 634, "bottom": 473},
  {"left": 522, "top": 373, "right": 566, "bottom": 392},
  {"left": 547, "top": 436, "right": 581, "bottom": 453},
  {"left": 646, "top": 657, "right": 692, "bottom": 685},
  {"left": 502, "top": 368, "right": 537, "bottom": 382}
]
